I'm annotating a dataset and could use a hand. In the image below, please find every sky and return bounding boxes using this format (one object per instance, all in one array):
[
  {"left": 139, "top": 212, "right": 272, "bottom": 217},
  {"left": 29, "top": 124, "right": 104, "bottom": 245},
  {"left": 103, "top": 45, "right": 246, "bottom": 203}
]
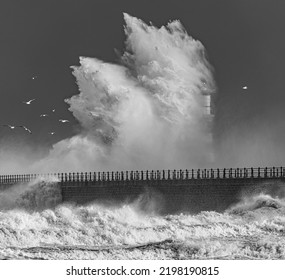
[{"left": 0, "top": 0, "right": 285, "bottom": 170}]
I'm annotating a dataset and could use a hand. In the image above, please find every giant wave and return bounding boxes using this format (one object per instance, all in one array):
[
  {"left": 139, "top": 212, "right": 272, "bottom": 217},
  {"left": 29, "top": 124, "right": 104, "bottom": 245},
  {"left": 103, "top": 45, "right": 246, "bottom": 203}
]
[{"left": 0, "top": 179, "right": 285, "bottom": 259}]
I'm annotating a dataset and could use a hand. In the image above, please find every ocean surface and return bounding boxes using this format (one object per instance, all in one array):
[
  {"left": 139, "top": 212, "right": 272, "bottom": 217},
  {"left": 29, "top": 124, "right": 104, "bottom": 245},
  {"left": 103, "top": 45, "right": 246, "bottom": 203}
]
[{"left": 0, "top": 178, "right": 285, "bottom": 260}]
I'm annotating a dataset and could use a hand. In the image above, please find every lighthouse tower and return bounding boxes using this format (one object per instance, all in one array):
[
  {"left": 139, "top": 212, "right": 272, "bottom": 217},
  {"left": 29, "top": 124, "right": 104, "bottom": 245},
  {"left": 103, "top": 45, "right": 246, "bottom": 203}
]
[
  {"left": 202, "top": 92, "right": 215, "bottom": 163},
  {"left": 203, "top": 94, "right": 213, "bottom": 116}
]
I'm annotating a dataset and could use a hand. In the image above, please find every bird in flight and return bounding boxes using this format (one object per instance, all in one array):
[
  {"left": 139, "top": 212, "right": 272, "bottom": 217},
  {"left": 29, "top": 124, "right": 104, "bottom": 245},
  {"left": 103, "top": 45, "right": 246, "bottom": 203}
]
[
  {"left": 22, "top": 99, "right": 36, "bottom": 105},
  {"left": 40, "top": 114, "right": 49, "bottom": 117},
  {"left": 1, "top": 125, "right": 32, "bottom": 134},
  {"left": 1, "top": 124, "right": 16, "bottom": 129},
  {"left": 242, "top": 86, "right": 248, "bottom": 90},
  {"left": 59, "top": 119, "right": 69, "bottom": 123},
  {"left": 49, "top": 132, "right": 55, "bottom": 135},
  {"left": 18, "top": 126, "right": 32, "bottom": 134},
  {"left": 52, "top": 109, "right": 56, "bottom": 113}
]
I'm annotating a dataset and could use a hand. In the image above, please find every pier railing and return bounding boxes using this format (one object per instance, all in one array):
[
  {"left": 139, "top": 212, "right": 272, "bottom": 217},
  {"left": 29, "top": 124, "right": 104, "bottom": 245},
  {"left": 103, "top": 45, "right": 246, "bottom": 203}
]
[{"left": 0, "top": 167, "right": 284, "bottom": 185}]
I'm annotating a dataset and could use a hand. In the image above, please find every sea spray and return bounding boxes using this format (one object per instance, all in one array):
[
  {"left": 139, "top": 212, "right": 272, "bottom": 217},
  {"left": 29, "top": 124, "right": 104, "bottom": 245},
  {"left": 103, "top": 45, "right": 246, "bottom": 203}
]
[
  {"left": 227, "top": 186, "right": 285, "bottom": 223},
  {"left": 32, "top": 13, "right": 215, "bottom": 173},
  {"left": 16, "top": 178, "right": 62, "bottom": 210},
  {"left": 0, "top": 180, "right": 284, "bottom": 243},
  {"left": 0, "top": 177, "right": 61, "bottom": 211},
  {"left": 227, "top": 181, "right": 285, "bottom": 215},
  {"left": 1, "top": 14, "right": 285, "bottom": 260},
  {"left": 1, "top": 179, "right": 285, "bottom": 259}
]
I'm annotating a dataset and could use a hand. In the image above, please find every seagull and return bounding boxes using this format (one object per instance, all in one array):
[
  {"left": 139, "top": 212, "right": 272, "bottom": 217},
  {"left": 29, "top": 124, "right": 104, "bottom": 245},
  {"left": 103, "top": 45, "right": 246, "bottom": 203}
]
[
  {"left": 49, "top": 132, "right": 55, "bottom": 135},
  {"left": 1, "top": 125, "right": 32, "bottom": 134},
  {"left": 22, "top": 99, "right": 36, "bottom": 105},
  {"left": 59, "top": 119, "right": 69, "bottom": 123},
  {"left": 52, "top": 109, "right": 55, "bottom": 113},
  {"left": 17, "top": 125, "right": 32, "bottom": 134},
  {"left": 18, "top": 126, "right": 32, "bottom": 134},
  {"left": 40, "top": 114, "right": 49, "bottom": 117},
  {"left": 242, "top": 86, "right": 248, "bottom": 90},
  {"left": 32, "top": 76, "right": 37, "bottom": 80},
  {"left": 1, "top": 124, "right": 16, "bottom": 129}
]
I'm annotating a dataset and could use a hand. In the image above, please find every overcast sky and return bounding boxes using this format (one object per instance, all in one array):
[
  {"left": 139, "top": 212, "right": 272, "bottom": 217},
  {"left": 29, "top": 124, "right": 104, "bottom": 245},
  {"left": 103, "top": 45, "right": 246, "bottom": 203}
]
[{"left": 0, "top": 0, "right": 284, "bottom": 165}]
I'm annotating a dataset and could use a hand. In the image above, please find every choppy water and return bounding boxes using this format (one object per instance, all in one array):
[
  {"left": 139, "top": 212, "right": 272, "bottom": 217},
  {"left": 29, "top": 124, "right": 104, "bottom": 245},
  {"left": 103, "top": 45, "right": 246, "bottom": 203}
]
[{"left": 0, "top": 179, "right": 285, "bottom": 260}]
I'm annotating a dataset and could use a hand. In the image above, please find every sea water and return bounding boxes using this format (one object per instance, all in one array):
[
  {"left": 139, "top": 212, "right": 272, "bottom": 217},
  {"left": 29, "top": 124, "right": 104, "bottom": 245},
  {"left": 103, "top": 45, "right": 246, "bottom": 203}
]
[{"left": 0, "top": 178, "right": 284, "bottom": 260}]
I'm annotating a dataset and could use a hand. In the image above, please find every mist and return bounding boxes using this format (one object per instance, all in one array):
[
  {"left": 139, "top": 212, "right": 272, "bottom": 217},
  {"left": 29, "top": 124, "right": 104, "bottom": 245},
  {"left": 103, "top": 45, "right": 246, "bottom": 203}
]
[
  {"left": 25, "top": 13, "right": 215, "bottom": 173},
  {"left": 1, "top": 13, "right": 284, "bottom": 174}
]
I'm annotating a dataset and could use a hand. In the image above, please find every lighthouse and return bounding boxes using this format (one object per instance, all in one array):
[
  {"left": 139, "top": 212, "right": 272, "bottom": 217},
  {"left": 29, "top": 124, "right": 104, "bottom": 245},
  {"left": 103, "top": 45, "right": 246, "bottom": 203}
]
[{"left": 202, "top": 91, "right": 215, "bottom": 163}]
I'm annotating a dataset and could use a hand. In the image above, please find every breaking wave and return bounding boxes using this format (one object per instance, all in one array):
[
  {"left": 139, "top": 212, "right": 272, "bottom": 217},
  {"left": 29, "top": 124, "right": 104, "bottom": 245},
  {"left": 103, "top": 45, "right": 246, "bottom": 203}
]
[
  {"left": 31, "top": 13, "right": 215, "bottom": 173},
  {"left": 0, "top": 180, "right": 285, "bottom": 259},
  {"left": 0, "top": 177, "right": 61, "bottom": 211},
  {"left": 0, "top": 13, "right": 284, "bottom": 260}
]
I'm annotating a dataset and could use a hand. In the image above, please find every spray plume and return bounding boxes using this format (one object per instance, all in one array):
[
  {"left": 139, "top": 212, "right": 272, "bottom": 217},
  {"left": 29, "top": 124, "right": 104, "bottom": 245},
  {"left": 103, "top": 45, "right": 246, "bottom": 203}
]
[{"left": 32, "top": 14, "right": 215, "bottom": 173}]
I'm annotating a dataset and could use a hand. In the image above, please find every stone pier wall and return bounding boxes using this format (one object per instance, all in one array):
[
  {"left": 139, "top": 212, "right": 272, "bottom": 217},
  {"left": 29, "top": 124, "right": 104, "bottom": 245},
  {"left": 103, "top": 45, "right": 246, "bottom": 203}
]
[
  {"left": 61, "top": 177, "right": 285, "bottom": 214},
  {"left": 1, "top": 167, "right": 284, "bottom": 214}
]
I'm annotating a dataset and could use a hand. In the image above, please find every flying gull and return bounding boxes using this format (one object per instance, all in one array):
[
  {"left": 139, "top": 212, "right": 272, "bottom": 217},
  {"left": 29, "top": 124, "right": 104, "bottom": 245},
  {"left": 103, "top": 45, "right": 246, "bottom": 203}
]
[
  {"left": 40, "top": 114, "right": 49, "bottom": 117},
  {"left": 1, "top": 125, "right": 16, "bottom": 129},
  {"left": 59, "top": 119, "right": 69, "bottom": 123},
  {"left": 1, "top": 125, "right": 32, "bottom": 134},
  {"left": 242, "top": 86, "right": 248, "bottom": 90},
  {"left": 18, "top": 126, "right": 32, "bottom": 134},
  {"left": 22, "top": 99, "right": 36, "bottom": 105}
]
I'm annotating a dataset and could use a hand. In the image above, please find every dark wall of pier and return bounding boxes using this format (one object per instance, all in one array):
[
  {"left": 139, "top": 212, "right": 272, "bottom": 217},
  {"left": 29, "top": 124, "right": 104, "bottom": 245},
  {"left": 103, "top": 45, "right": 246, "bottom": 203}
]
[
  {"left": 61, "top": 177, "right": 285, "bottom": 214},
  {"left": 1, "top": 168, "right": 285, "bottom": 214}
]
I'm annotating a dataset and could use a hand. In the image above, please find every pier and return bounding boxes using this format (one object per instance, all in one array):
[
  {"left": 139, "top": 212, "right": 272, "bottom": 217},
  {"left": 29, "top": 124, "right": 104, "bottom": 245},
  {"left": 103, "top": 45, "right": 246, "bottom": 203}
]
[{"left": 1, "top": 167, "right": 284, "bottom": 213}]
